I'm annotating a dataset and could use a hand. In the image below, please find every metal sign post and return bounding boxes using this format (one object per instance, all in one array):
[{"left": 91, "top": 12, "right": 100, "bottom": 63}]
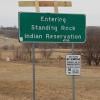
[
  {"left": 72, "top": 44, "right": 75, "bottom": 100},
  {"left": 66, "top": 49, "right": 81, "bottom": 100},
  {"left": 33, "top": 1, "right": 38, "bottom": 100},
  {"left": 32, "top": 1, "right": 40, "bottom": 100},
  {"left": 32, "top": 43, "right": 35, "bottom": 100}
]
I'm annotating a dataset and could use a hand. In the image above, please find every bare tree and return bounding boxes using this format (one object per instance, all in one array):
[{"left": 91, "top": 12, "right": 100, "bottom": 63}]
[
  {"left": 0, "top": 50, "right": 2, "bottom": 60},
  {"left": 13, "top": 44, "right": 32, "bottom": 62},
  {"left": 40, "top": 44, "right": 54, "bottom": 60},
  {"left": 82, "top": 38, "right": 94, "bottom": 66},
  {"left": 82, "top": 27, "right": 100, "bottom": 66},
  {"left": 22, "top": 43, "right": 32, "bottom": 62},
  {"left": 92, "top": 37, "right": 100, "bottom": 66}
]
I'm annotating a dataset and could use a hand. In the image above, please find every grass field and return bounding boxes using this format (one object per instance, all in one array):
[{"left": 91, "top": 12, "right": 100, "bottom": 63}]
[{"left": 0, "top": 60, "right": 100, "bottom": 100}]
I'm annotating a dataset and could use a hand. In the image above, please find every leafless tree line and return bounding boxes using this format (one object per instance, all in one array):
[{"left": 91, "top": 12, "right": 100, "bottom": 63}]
[
  {"left": 13, "top": 43, "right": 54, "bottom": 62},
  {"left": 82, "top": 28, "right": 100, "bottom": 66},
  {"left": 13, "top": 44, "right": 32, "bottom": 62}
]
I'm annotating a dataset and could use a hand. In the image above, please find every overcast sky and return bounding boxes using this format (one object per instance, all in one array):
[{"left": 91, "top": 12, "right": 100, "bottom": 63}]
[{"left": 0, "top": 0, "right": 100, "bottom": 27}]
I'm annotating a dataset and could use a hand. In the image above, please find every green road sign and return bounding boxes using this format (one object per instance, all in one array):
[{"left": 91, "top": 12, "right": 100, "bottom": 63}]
[{"left": 18, "top": 12, "right": 86, "bottom": 43}]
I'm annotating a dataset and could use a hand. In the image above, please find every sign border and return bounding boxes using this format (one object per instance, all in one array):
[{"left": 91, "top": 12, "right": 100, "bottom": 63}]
[
  {"left": 65, "top": 54, "right": 81, "bottom": 76},
  {"left": 18, "top": 12, "right": 86, "bottom": 43}
]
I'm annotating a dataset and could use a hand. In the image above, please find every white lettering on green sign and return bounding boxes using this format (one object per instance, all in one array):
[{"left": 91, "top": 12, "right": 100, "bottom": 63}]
[
  {"left": 31, "top": 25, "right": 75, "bottom": 32},
  {"left": 19, "top": 13, "right": 86, "bottom": 43},
  {"left": 24, "top": 33, "right": 81, "bottom": 42},
  {"left": 31, "top": 25, "right": 58, "bottom": 32},
  {"left": 40, "top": 16, "right": 67, "bottom": 23}
]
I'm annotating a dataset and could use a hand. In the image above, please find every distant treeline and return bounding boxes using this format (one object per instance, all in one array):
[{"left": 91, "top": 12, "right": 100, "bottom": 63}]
[
  {"left": 0, "top": 26, "right": 18, "bottom": 39},
  {"left": 0, "top": 26, "right": 100, "bottom": 66}
]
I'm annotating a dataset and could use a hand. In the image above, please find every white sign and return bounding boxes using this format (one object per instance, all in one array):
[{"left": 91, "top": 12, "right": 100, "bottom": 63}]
[{"left": 66, "top": 55, "right": 81, "bottom": 75}]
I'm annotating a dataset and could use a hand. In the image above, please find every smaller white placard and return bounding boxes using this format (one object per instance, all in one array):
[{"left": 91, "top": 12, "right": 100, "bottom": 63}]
[{"left": 66, "top": 55, "right": 81, "bottom": 75}]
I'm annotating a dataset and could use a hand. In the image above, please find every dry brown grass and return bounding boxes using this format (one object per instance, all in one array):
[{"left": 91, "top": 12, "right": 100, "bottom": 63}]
[
  {"left": 35, "top": 48, "right": 71, "bottom": 59},
  {"left": 0, "top": 61, "right": 32, "bottom": 99},
  {"left": 0, "top": 36, "right": 20, "bottom": 47},
  {"left": 0, "top": 61, "right": 100, "bottom": 100}
]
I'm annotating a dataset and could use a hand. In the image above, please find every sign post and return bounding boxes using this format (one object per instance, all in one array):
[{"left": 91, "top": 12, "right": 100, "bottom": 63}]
[
  {"left": 32, "top": 1, "right": 40, "bottom": 100},
  {"left": 18, "top": 1, "right": 86, "bottom": 100},
  {"left": 18, "top": 1, "right": 72, "bottom": 100},
  {"left": 72, "top": 44, "right": 75, "bottom": 100}
]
